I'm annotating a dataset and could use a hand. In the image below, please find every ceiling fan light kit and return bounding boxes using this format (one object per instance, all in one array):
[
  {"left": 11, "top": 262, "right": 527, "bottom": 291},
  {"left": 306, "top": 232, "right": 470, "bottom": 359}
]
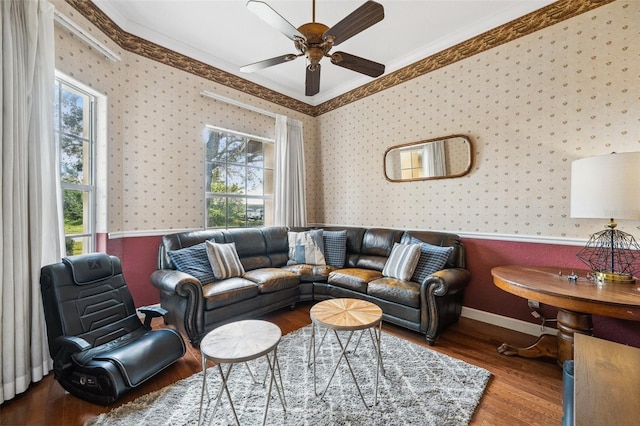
[{"left": 242, "top": 0, "right": 386, "bottom": 96}]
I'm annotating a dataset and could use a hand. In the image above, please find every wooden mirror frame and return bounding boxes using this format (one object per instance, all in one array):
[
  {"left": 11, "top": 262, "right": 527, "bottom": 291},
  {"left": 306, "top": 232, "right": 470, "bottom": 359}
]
[{"left": 383, "top": 134, "right": 473, "bottom": 182}]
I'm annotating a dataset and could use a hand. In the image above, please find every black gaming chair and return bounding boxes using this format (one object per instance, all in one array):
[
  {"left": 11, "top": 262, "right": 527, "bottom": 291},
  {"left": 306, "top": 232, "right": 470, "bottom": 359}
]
[{"left": 40, "top": 253, "right": 186, "bottom": 405}]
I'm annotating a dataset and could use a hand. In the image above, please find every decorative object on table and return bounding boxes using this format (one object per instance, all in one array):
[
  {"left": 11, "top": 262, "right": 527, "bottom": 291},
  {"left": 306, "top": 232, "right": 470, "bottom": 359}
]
[
  {"left": 570, "top": 151, "right": 640, "bottom": 283},
  {"left": 85, "top": 325, "right": 490, "bottom": 426}
]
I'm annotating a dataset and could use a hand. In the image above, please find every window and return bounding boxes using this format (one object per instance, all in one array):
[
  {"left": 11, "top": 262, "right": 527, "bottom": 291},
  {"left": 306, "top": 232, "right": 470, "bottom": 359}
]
[
  {"left": 54, "top": 75, "right": 96, "bottom": 255},
  {"left": 205, "top": 126, "right": 274, "bottom": 228},
  {"left": 400, "top": 150, "right": 423, "bottom": 179}
]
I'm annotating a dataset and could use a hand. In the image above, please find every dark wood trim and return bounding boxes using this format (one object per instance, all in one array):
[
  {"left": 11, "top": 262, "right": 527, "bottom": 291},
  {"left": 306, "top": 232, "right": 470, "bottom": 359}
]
[{"left": 63, "top": 0, "right": 614, "bottom": 117}]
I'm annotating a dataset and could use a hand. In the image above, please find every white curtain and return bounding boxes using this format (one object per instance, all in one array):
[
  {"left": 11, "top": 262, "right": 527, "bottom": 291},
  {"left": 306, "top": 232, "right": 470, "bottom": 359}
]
[
  {"left": 423, "top": 140, "right": 447, "bottom": 177},
  {"left": 1, "top": 0, "right": 63, "bottom": 403},
  {"left": 274, "top": 115, "right": 307, "bottom": 227}
]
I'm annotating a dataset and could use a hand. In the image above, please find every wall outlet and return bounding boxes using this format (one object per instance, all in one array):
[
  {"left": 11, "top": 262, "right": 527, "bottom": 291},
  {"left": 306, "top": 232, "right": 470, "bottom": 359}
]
[{"left": 527, "top": 299, "right": 540, "bottom": 309}]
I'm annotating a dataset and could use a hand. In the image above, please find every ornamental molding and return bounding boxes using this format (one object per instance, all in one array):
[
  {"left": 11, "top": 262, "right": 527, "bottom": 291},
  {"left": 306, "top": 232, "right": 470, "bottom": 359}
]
[{"left": 65, "top": 0, "right": 614, "bottom": 117}]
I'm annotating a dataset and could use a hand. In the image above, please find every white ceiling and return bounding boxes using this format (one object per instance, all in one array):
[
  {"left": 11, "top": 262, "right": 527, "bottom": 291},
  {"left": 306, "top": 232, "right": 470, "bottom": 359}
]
[{"left": 93, "top": 0, "right": 555, "bottom": 105}]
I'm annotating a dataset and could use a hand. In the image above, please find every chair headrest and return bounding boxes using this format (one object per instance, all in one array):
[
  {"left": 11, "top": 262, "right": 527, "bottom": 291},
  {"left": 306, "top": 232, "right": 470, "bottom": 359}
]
[{"left": 63, "top": 253, "right": 115, "bottom": 285}]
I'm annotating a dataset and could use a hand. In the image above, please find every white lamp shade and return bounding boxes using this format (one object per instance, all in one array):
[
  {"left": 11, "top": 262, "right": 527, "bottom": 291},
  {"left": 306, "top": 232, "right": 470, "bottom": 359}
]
[{"left": 570, "top": 152, "right": 640, "bottom": 220}]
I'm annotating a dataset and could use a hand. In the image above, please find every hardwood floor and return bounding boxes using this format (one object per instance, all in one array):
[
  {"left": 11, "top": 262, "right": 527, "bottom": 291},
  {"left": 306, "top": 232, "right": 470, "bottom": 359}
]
[{"left": 0, "top": 302, "right": 563, "bottom": 425}]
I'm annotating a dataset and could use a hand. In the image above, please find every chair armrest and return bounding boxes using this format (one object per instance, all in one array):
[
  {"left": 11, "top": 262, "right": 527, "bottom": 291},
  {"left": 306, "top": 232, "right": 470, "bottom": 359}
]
[
  {"left": 55, "top": 335, "right": 92, "bottom": 352},
  {"left": 138, "top": 305, "right": 168, "bottom": 330}
]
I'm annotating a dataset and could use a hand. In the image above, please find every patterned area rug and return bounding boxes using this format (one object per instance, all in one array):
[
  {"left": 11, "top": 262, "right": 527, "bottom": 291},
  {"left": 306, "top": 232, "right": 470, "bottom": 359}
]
[{"left": 86, "top": 325, "right": 490, "bottom": 426}]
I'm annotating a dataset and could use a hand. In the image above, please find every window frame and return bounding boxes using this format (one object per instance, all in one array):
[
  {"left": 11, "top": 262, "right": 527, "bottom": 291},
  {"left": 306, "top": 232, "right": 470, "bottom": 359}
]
[
  {"left": 54, "top": 71, "right": 102, "bottom": 255},
  {"left": 204, "top": 125, "right": 275, "bottom": 229}
]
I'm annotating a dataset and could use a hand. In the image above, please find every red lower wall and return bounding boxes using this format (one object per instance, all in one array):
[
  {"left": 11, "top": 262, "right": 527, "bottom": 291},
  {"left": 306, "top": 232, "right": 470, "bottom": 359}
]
[
  {"left": 103, "top": 233, "right": 640, "bottom": 347},
  {"left": 464, "top": 238, "right": 640, "bottom": 347},
  {"left": 104, "top": 234, "right": 163, "bottom": 307}
]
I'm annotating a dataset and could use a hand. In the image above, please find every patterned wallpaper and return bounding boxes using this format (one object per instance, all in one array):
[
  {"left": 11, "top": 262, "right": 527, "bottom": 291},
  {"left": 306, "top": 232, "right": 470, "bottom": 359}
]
[
  {"left": 315, "top": 1, "right": 640, "bottom": 239},
  {"left": 53, "top": 0, "right": 317, "bottom": 233},
  {"left": 53, "top": 1, "right": 640, "bottom": 240}
]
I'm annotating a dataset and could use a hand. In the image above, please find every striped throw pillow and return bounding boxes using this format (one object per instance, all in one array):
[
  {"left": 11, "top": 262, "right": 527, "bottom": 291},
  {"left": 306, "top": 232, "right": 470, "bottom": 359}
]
[
  {"left": 382, "top": 243, "right": 422, "bottom": 280},
  {"left": 205, "top": 241, "right": 245, "bottom": 280}
]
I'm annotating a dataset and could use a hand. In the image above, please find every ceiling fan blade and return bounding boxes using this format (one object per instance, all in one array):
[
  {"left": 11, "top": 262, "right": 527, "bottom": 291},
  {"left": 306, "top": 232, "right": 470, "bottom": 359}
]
[
  {"left": 247, "top": 1, "right": 305, "bottom": 41},
  {"left": 331, "top": 52, "right": 385, "bottom": 77},
  {"left": 240, "top": 54, "right": 298, "bottom": 73},
  {"left": 305, "top": 64, "right": 321, "bottom": 96},
  {"left": 323, "top": 1, "right": 384, "bottom": 47}
]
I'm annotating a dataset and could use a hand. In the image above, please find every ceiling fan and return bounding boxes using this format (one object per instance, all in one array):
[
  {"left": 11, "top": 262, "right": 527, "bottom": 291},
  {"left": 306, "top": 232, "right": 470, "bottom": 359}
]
[{"left": 240, "top": 0, "right": 385, "bottom": 96}]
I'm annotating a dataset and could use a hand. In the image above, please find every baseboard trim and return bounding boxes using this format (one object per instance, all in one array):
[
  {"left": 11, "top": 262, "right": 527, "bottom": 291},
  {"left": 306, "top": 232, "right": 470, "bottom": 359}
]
[{"left": 461, "top": 306, "right": 557, "bottom": 337}]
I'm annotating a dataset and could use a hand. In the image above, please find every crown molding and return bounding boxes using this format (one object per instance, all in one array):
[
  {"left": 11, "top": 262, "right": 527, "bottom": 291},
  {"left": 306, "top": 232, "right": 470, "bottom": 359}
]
[{"left": 65, "top": 0, "right": 614, "bottom": 117}]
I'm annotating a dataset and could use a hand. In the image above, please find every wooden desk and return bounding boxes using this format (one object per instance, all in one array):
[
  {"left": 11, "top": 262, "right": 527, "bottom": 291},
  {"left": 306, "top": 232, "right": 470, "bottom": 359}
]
[
  {"left": 574, "top": 333, "right": 640, "bottom": 426},
  {"left": 491, "top": 265, "right": 640, "bottom": 365}
]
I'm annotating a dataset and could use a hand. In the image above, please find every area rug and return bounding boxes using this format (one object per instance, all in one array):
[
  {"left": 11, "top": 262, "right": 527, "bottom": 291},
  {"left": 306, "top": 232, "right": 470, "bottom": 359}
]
[{"left": 86, "top": 325, "right": 491, "bottom": 426}]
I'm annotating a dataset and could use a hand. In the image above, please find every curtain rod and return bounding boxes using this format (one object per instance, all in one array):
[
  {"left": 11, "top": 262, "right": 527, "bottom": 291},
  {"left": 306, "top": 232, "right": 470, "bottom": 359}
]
[
  {"left": 200, "top": 90, "right": 277, "bottom": 118},
  {"left": 54, "top": 9, "right": 121, "bottom": 62}
]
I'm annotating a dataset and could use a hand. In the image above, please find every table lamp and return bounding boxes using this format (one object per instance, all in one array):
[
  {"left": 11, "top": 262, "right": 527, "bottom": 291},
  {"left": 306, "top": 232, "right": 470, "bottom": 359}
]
[{"left": 570, "top": 152, "right": 640, "bottom": 283}]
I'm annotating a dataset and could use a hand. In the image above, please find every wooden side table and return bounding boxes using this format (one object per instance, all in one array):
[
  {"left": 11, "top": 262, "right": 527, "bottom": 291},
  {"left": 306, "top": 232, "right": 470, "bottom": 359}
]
[
  {"left": 198, "top": 320, "right": 285, "bottom": 426},
  {"left": 491, "top": 265, "right": 640, "bottom": 365},
  {"left": 309, "top": 298, "right": 384, "bottom": 408}
]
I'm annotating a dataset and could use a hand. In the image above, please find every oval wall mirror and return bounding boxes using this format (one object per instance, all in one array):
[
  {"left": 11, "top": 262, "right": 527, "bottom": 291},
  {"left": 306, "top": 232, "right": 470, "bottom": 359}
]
[{"left": 384, "top": 134, "right": 473, "bottom": 182}]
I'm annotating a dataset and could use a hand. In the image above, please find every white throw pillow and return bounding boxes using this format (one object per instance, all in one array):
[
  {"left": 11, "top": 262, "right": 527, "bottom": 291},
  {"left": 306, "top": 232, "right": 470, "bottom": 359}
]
[{"left": 287, "top": 230, "right": 326, "bottom": 265}]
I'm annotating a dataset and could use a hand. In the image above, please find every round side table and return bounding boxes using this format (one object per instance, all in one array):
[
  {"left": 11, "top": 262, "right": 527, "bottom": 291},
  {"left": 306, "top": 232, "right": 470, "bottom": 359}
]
[
  {"left": 198, "top": 320, "right": 285, "bottom": 425},
  {"left": 309, "top": 298, "right": 384, "bottom": 408}
]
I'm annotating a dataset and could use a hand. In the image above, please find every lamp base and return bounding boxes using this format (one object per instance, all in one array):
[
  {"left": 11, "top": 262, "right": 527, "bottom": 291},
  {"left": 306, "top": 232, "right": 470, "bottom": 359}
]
[
  {"left": 576, "top": 219, "right": 640, "bottom": 284},
  {"left": 593, "top": 271, "right": 635, "bottom": 284}
]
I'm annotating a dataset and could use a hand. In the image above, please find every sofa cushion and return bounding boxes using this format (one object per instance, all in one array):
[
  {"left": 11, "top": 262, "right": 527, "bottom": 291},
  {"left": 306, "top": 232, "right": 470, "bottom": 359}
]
[
  {"left": 167, "top": 242, "right": 215, "bottom": 284},
  {"left": 288, "top": 230, "right": 326, "bottom": 265},
  {"left": 382, "top": 243, "right": 421, "bottom": 281},
  {"left": 282, "top": 264, "right": 334, "bottom": 282},
  {"left": 243, "top": 268, "right": 300, "bottom": 293},
  {"left": 367, "top": 277, "right": 420, "bottom": 309},
  {"left": 323, "top": 230, "right": 347, "bottom": 268},
  {"left": 221, "top": 228, "right": 272, "bottom": 271},
  {"left": 202, "top": 278, "right": 259, "bottom": 310},
  {"left": 410, "top": 237, "right": 455, "bottom": 283},
  {"left": 328, "top": 268, "right": 383, "bottom": 293},
  {"left": 356, "top": 228, "right": 404, "bottom": 271},
  {"left": 206, "top": 241, "right": 245, "bottom": 279}
]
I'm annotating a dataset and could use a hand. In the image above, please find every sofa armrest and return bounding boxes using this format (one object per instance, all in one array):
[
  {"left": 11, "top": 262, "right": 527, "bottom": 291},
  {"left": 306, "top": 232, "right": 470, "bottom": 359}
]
[
  {"left": 422, "top": 267, "right": 470, "bottom": 296},
  {"left": 420, "top": 267, "right": 471, "bottom": 345},
  {"left": 150, "top": 269, "right": 204, "bottom": 346}
]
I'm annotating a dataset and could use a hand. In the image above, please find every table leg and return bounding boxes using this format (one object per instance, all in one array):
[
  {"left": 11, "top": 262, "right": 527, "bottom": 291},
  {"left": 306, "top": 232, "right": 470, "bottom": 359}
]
[
  {"left": 556, "top": 309, "right": 593, "bottom": 365},
  {"left": 212, "top": 363, "right": 240, "bottom": 426},
  {"left": 198, "top": 355, "right": 208, "bottom": 426},
  {"left": 497, "top": 334, "right": 558, "bottom": 359},
  {"left": 497, "top": 309, "right": 593, "bottom": 366},
  {"left": 262, "top": 348, "right": 286, "bottom": 425},
  {"left": 373, "top": 320, "right": 383, "bottom": 406},
  {"left": 310, "top": 321, "right": 317, "bottom": 396},
  {"left": 320, "top": 330, "right": 370, "bottom": 408}
]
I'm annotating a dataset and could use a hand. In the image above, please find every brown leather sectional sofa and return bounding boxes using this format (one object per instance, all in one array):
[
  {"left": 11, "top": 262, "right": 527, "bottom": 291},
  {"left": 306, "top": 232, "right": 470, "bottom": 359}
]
[{"left": 151, "top": 226, "right": 470, "bottom": 347}]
